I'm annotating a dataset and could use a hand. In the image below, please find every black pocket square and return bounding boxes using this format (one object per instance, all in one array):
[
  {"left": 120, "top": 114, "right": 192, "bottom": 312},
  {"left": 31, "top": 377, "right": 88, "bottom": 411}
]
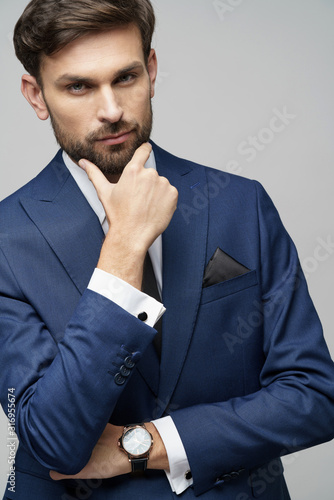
[{"left": 202, "top": 247, "right": 250, "bottom": 288}]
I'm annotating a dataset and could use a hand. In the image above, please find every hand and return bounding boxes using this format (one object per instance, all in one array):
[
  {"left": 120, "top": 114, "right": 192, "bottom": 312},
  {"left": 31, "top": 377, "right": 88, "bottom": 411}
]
[
  {"left": 79, "top": 143, "right": 178, "bottom": 288},
  {"left": 49, "top": 422, "right": 169, "bottom": 481}
]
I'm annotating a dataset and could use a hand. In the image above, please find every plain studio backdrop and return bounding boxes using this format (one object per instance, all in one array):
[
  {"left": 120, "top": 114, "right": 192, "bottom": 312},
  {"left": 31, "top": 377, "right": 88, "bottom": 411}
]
[{"left": 0, "top": 0, "right": 333, "bottom": 498}]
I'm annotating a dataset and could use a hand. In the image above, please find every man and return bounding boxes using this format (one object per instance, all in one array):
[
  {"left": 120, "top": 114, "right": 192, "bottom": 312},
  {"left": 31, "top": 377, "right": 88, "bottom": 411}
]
[{"left": 0, "top": 0, "right": 334, "bottom": 499}]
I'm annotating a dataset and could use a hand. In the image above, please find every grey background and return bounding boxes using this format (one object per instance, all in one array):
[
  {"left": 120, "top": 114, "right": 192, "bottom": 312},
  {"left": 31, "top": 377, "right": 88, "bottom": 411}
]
[{"left": 1, "top": 0, "right": 334, "bottom": 498}]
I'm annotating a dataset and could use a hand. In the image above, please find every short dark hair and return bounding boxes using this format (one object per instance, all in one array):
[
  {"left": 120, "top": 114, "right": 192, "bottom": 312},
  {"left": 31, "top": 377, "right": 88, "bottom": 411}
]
[{"left": 14, "top": 0, "right": 155, "bottom": 83}]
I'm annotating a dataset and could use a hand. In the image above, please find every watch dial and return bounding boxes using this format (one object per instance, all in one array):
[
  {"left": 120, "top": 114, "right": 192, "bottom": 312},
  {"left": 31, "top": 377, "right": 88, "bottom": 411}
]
[{"left": 123, "top": 427, "right": 151, "bottom": 456}]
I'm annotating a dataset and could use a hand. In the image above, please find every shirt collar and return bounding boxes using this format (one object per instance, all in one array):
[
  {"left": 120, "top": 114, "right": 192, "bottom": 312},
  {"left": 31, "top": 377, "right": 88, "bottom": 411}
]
[{"left": 62, "top": 149, "right": 157, "bottom": 232}]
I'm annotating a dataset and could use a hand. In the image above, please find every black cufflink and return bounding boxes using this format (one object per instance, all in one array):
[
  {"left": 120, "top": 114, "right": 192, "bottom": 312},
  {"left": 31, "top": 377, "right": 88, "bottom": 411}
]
[
  {"left": 138, "top": 312, "right": 148, "bottom": 322},
  {"left": 185, "top": 470, "right": 192, "bottom": 480}
]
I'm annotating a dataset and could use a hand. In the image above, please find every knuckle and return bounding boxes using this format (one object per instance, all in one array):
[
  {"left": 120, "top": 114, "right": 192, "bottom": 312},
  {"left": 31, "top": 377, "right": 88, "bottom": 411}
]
[
  {"left": 171, "top": 186, "right": 179, "bottom": 198},
  {"left": 146, "top": 167, "right": 157, "bottom": 177},
  {"left": 159, "top": 175, "right": 169, "bottom": 185},
  {"left": 126, "top": 162, "right": 139, "bottom": 175},
  {"left": 144, "top": 168, "right": 158, "bottom": 182}
]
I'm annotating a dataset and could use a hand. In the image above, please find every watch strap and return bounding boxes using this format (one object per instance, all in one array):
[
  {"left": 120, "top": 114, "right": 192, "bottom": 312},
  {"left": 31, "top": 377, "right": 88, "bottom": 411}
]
[{"left": 131, "top": 457, "right": 148, "bottom": 472}]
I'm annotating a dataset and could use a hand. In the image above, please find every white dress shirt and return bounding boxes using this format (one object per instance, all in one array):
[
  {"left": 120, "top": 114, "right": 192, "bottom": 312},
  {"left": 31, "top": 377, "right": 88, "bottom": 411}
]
[{"left": 63, "top": 151, "right": 193, "bottom": 494}]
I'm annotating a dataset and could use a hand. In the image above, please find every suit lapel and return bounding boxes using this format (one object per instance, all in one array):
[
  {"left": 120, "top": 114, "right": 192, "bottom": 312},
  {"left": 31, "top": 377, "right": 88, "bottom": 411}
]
[
  {"left": 153, "top": 144, "right": 209, "bottom": 415},
  {"left": 20, "top": 151, "right": 104, "bottom": 294}
]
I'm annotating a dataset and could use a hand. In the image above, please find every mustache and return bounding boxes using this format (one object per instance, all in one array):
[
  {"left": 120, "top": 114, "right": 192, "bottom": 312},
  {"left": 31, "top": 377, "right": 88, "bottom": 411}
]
[{"left": 87, "top": 121, "right": 136, "bottom": 142}]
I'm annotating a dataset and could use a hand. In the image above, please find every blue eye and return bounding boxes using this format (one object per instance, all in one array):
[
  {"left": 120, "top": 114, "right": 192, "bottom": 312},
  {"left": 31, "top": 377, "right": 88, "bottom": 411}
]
[
  {"left": 68, "top": 82, "right": 86, "bottom": 93},
  {"left": 72, "top": 83, "right": 83, "bottom": 91}
]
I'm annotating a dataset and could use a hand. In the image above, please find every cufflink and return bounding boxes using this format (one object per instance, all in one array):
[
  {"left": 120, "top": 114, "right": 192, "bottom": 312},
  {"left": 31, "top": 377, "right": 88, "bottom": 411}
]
[
  {"left": 185, "top": 470, "right": 192, "bottom": 480},
  {"left": 138, "top": 312, "right": 148, "bottom": 322}
]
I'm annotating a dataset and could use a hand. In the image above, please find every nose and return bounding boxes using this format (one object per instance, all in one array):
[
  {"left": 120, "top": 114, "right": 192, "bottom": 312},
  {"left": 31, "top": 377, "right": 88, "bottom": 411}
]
[{"left": 96, "top": 87, "right": 123, "bottom": 123}]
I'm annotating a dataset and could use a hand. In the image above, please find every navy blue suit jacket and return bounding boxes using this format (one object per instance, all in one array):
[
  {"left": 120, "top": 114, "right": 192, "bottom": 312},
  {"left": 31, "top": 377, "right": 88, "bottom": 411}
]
[{"left": 1, "top": 143, "right": 334, "bottom": 499}]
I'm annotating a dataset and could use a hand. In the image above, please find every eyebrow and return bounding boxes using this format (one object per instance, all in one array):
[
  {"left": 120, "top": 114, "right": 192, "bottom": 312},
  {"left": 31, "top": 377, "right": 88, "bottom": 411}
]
[{"left": 55, "top": 62, "right": 145, "bottom": 85}]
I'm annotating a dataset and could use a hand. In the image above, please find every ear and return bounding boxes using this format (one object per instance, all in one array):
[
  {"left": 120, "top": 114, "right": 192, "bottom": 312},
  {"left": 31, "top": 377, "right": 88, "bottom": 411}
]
[
  {"left": 147, "top": 49, "right": 158, "bottom": 98},
  {"left": 21, "top": 75, "right": 49, "bottom": 120}
]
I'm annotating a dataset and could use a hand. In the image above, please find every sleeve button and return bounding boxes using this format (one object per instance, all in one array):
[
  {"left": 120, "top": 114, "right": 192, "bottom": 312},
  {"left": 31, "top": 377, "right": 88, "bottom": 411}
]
[
  {"left": 114, "top": 373, "right": 126, "bottom": 385},
  {"left": 124, "top": 356, "right": 135, "bottom": 369},
  {"left": 120, "top": 365, "right": 131, "bottom": 377}
]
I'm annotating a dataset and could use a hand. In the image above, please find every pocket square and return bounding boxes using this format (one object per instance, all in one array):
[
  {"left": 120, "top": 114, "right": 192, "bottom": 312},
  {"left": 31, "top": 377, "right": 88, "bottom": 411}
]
[{"left": 202, "top": 247, "right": 250, "bottom": 288}]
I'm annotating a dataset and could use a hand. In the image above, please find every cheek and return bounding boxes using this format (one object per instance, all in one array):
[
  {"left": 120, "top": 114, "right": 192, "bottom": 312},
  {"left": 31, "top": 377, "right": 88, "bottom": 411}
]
[
  {"left": 123, "top": 86, "right": 151, "bottom": 115},
  {"left": 52, "top": 102, "right": 93, "bottom": 135}
]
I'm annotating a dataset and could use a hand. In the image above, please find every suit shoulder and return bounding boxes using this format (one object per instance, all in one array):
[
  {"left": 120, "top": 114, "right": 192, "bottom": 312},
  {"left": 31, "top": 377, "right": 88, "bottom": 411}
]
[
  {"left": 153, "top": 142, "right": 262, "bottom": 199},
  {"left": 0, "top": 150, "right": 66, "bottom": 227},
  {"left": 0, "top": 177, "right": 35, "bottom": 226}
]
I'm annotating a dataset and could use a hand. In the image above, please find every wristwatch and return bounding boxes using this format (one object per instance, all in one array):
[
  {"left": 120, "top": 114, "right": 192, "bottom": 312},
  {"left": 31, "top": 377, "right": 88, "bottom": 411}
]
[{"left": 118, "top": 424, "right": 153, "bottom": 472}]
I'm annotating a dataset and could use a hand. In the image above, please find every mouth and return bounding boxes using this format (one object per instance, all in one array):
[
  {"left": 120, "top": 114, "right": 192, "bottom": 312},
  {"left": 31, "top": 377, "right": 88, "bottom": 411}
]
[{"left": 96, "top": 131, "right": 133, "bottom": 146}]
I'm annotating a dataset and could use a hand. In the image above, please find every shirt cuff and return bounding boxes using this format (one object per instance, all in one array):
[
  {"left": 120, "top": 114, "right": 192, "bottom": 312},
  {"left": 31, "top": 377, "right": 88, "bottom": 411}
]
[
  {"left": 88, "top": 268, "right": 165, "bottom": 328},
  {"left": 152, "top": 416, "right": 193, "bottom": 495}
]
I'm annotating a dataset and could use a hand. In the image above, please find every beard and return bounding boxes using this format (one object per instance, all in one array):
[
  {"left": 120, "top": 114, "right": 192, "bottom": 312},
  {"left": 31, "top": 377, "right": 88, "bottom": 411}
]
[{"left": 47, "top": 102, "right": 153, "bottom": 177}]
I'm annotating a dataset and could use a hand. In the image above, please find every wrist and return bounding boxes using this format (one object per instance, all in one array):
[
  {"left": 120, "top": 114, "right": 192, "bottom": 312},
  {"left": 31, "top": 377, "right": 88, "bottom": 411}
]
[
  {"left": 97, "top": 234, "right": 147, "bottom": 289},
  {"left": 145, "top": 422, "right": 169, "bottom": 471},
  {"left": 117, "top": 422, "right": 169, "bottom": 473}
]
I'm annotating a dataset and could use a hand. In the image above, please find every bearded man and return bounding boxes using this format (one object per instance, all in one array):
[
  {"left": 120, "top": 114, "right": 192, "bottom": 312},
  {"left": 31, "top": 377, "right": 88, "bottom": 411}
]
[{"left": 0, "top": 1, "right": 334, "bottom": 499}]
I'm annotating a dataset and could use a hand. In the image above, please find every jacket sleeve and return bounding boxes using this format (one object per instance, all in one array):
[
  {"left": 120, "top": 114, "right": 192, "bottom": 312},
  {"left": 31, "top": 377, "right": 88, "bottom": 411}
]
[
  {"left": 0, "top": 246, "right": 156, "bottom": 474},
  {"left": 171, "top": 181, "right": 334, "bottom": 496}
]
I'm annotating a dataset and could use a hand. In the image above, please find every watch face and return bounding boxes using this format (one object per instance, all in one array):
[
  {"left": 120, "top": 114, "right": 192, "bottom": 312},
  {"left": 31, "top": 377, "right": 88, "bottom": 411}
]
[{"left": 123, "top": 427, "right": 152, "bottom": 457}]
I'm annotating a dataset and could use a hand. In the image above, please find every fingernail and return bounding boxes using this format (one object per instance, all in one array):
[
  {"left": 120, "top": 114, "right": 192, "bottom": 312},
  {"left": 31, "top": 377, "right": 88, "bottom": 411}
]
[{"left": 78, "top": 159, "right": 87, "bottom": 170}]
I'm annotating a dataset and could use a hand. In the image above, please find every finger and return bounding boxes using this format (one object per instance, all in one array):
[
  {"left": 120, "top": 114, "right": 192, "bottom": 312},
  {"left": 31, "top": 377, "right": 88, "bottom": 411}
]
[
  {"left": 79, "top": 158, "right": 115, "bottom": 196},
  {"left": 125, "top": 142, "right": 152, "bottom": 171}
]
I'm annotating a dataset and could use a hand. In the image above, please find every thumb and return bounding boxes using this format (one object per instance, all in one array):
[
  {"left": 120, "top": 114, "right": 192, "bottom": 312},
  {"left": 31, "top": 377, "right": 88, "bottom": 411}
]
[{"left": 79, "top": 158, "right": 115, "bottom": 198}]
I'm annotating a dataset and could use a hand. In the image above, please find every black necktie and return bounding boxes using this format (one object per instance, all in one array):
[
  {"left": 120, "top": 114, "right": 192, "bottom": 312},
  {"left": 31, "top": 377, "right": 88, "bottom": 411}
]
[{"left": 141, "top": 252, "right": 162, "bottom": 359}]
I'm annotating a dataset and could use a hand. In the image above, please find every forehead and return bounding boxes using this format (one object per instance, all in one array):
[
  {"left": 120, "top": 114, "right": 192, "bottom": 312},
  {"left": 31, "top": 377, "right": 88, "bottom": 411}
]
[{"left": 40, "top": 24, "right": 145, "bottom": 80}]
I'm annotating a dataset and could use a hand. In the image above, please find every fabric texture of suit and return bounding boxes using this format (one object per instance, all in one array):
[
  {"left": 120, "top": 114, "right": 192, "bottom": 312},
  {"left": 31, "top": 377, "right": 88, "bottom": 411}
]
[{"left": 1, "top": 143, "right": 334, "bottom": 499}]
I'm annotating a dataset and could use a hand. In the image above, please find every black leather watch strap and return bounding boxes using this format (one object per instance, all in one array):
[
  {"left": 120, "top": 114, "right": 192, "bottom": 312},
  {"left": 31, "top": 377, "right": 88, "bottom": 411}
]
[{"left": 131, "top": 457, "right": 148, "bottom": 472}]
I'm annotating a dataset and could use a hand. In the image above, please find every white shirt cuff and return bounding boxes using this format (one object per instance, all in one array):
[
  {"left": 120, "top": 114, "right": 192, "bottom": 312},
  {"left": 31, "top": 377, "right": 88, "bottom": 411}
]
[
  {"left": 152, "top": 416, "right": 193, "bottom": 495},
  {"left": 88, "top": 268, "right": 165, "bottom": 328}
]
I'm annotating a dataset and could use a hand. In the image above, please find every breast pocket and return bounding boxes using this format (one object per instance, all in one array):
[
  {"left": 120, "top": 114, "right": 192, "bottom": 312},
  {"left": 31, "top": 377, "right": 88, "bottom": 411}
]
[{"left": 200, "top": 270, "right": 258, "bottom": 304}]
